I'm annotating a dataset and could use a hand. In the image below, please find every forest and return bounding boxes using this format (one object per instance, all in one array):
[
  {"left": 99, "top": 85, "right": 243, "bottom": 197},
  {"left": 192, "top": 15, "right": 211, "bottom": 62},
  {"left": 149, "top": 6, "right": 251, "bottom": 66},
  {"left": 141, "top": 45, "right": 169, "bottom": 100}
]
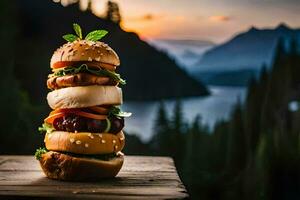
[{"left": 124, "top": 39, "right": 300, "bottom": 199}]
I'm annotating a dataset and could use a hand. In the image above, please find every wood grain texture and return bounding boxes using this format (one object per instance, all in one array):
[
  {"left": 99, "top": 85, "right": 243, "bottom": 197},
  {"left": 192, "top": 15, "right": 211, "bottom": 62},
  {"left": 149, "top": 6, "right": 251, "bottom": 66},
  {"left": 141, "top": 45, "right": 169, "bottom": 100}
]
[{"left": 0, "top": 156, "right": 188, "bottom": 199}]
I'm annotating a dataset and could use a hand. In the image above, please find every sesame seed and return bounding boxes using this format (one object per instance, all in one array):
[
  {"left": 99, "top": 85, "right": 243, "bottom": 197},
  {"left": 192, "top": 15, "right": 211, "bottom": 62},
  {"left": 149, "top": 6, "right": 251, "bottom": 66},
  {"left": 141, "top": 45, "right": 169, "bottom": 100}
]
[
  {"left": 88, "top": 133, "right": 94, "bottom": 139},
  {"left": 101, "top": 139, "right": 106, "bottom": 144},
  {"left": 113, "top": 140, "right": 116, "bottom": 144},
  {"left": 95, "top": 57, "right": 101, "bottom": 61},
  {"left": 119, "top": 137, "right": 124, "bottom": 141},
  {"left": 74, "top": 130, "right": 78, "bottom": 133},
  {"left": 70, "top": 138, "right": 75, "bottom": 143},
  {"left": 98, "top": 134, "right": 103, "bottom": 138},
  {"left": 115, "top": 145, "right": 118, "bottom": 149},
  {"left": 88, "top": 57, "right": 92, "bottom": 61},
  {"left": 76, "top": 140, "right": 81, "bottom": 145},
  {"left": 81, "top": 53, "right": 85, "bottom": 56},
  {"left": 100, "top": 53, "right": 104, "bottom": 56},
  {"left": 85, "top": 143, "right": 89, "bottom": 148}
]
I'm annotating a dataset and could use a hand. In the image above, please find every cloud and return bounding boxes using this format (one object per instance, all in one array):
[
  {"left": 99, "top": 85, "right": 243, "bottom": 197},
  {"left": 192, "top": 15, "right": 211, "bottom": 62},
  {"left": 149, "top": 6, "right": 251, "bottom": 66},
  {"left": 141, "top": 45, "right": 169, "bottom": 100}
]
[
  {"left": 209, "top": 15, "right": 232, "bottom": 22},
  {"left": 128, "top": 14, "right": 164, "bottom": 22},
  {"left": 142, "top": 14, "right": 155, "bottom": 21}
]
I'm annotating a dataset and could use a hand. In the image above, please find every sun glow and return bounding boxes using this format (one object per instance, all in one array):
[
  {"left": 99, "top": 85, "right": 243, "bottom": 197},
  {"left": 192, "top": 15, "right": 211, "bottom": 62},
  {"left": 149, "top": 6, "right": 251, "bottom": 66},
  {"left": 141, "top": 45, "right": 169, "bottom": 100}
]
[{"left": 52, "top": 0, "right": 300, "bottom": 42}]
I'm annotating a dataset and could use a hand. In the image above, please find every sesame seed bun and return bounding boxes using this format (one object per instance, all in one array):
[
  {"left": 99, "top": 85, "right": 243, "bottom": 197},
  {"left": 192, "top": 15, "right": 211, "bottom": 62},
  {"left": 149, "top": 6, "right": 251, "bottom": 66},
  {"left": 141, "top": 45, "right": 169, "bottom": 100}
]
[
  {"left": 45, "top": 131, "right": 125, "bottom": 155},
  {"left": 39, "top": 151, "right": 124, "bottom": 180},
  {"left": 50, "top": 40, "right": 120, "bottom": 68},
  {"left": 47, "top": 85, "right": 123, "bottom": 109}
]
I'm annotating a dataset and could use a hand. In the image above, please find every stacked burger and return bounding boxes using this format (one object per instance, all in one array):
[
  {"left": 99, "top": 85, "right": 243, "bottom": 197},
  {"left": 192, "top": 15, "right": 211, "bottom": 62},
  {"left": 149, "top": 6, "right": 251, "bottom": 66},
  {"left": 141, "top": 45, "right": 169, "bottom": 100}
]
[{"left": 35, "top": 24, "right": 130, "bottom": 181}]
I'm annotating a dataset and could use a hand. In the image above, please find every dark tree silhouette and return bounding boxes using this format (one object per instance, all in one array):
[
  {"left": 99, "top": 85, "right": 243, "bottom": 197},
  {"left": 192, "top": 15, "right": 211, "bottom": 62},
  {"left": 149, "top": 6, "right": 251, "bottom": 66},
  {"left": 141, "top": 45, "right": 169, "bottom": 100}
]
[
  {"left": 105, "top": 1, "right": 121, "bottom": 24},
  {"left": 150, "top": 101, "right": 170, "bottom": 155}
]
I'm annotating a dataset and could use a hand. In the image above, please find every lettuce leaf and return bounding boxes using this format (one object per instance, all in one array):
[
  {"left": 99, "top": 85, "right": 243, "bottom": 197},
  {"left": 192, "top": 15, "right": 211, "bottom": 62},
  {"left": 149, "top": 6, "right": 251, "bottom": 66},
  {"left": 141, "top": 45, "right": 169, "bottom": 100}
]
[
  {"left": 38, "top": 123, "right": 54, "bottom": 134},
  {"left": 109, "top": 106, "right": 132, "bottom": 118},
  {"left": 53, "top": 64, "right": 126, "bottom": 85}
]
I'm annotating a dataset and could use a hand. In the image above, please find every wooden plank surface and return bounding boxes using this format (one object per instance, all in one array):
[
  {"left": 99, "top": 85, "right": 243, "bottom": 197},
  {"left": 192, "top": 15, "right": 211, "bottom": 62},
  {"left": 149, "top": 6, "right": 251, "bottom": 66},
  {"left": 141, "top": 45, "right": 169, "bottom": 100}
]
[{"left": 0, "top": 156, "right": 188, "bottom": 199}]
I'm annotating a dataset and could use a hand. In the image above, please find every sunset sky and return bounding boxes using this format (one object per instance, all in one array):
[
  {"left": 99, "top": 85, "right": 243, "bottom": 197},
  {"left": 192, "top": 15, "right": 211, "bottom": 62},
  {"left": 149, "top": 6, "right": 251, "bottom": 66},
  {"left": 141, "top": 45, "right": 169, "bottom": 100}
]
[{"left": 79, "top": 0, "right": 300, "bottom": 43}]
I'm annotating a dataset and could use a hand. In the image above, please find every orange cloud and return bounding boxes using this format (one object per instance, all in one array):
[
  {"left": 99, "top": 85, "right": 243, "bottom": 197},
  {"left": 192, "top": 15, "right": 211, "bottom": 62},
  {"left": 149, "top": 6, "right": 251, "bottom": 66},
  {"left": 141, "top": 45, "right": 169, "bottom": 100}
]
[
  {"left": 142, "top": 14, "right": 155, "bottom": 21},
  {"left": 127, "top": 14, "right": 164, "bottom": 22},
  {"left": 209, "top": 15, "right": 231, "bottom": 22}
]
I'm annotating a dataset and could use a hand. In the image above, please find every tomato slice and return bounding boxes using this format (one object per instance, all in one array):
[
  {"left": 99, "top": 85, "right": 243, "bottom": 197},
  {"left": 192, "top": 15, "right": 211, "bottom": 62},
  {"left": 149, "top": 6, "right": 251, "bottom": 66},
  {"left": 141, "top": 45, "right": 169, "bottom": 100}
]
[
  {"left": 89, "top": 106, "right": 109, "bottom": 114},
  {"left": 44, "top": 108, "right": 107, "bottom": 124},
  {"left": 52, "top": 61, "right": 73, "bottom": 69},
  {"left": 75, "top": 111, "right": 107, "bottom": 120},
  {"left": 44, "top": 112, "right": 65, "bottom": 124},
  {"left": 52, "top": 61, "right": 116, "bottom": 71}
]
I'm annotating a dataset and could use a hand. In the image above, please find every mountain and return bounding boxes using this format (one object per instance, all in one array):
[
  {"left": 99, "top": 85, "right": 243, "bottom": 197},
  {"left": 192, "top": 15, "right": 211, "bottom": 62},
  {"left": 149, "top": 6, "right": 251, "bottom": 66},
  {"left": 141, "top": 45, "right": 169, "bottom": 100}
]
[
  {"left": 148, "top": 39, "right": 214, "bottom": 71},
  {"left": 155, "top": 39, "right": 214, "bottom": 47},
  {"left": 13, "top": 0, "right": 209, "bottom": 102},
  {"left": 193, "top": 23, "right": 300, "bottom": 85},
  {"left": 195, "top": 23, "right": 300, "bottom": 72}
]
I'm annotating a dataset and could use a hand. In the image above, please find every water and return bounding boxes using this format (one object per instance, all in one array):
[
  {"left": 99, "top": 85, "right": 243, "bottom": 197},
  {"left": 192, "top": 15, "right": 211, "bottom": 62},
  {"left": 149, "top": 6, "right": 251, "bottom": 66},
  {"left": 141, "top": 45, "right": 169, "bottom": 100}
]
[{"left": 123, "top": 86, "right": 247, "bottom": 142}]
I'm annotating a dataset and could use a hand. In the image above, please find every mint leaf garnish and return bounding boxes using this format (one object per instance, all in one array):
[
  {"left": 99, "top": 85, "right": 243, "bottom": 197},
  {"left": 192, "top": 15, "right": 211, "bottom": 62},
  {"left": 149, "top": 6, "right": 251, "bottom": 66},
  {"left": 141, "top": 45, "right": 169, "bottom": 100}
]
[
  {"left": 62, "top": 34, "right": 78, "bottom": 42},
  {"left": 73, "top": 23, "right": 82, "bottom": 39},
  {"left": 62, "top": 24, "right": 108, "bottom": 42},
  {"left": 85, "top": 30, "right": 108, "bottom": 41}
]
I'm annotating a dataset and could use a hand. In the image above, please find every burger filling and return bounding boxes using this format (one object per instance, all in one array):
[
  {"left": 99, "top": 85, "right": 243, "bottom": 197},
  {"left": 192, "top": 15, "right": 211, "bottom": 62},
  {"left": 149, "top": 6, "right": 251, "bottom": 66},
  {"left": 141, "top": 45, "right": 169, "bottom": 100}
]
[
  {"left": 47, "top": 73, "right": 118, "bottom": 90},
  {"left": 35, "top": 148, "right": 123, "bottom": 161},
  {"left": 39, "top": 106, "right": 131, "bottom": 134},
  {"left": 48, "top": 61, "right": 125, "bottom": 89},
  {"left": 53, "top": 114, "right": 124, "bottom": 133}
]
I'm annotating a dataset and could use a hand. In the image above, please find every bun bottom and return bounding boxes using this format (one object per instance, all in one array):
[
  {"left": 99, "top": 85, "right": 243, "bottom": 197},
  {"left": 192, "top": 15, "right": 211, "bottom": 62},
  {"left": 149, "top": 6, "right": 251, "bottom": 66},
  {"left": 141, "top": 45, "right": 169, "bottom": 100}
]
[{"left": 39, "top": 151, "right": 124, "bottom": 181}]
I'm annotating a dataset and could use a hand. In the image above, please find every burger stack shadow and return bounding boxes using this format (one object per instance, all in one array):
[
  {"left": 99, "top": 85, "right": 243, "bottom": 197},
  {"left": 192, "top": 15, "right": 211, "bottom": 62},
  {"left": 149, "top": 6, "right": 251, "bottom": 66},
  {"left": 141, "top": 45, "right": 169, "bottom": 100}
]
[{"left": 35, "top": 24, "right": 131, "bottom": 181}]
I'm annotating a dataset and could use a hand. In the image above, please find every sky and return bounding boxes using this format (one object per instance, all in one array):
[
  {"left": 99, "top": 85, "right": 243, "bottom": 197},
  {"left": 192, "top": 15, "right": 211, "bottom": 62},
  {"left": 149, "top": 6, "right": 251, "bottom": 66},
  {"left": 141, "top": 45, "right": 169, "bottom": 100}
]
[{"left": 75, "top": 0, "right": 300, "bottom": 43}]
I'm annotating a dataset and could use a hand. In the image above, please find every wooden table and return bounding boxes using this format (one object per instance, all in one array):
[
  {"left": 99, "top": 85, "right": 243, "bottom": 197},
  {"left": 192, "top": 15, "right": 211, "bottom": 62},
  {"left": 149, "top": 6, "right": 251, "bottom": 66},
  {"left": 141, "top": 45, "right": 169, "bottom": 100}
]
[{"left": 0, "top": 155, "right": 188, "bottom": 199}]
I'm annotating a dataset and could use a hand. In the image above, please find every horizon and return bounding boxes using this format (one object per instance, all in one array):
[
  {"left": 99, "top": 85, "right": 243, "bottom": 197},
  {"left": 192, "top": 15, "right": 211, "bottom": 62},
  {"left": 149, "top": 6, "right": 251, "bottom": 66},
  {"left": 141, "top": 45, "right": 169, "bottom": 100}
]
[
  {"left": 148, "top": 23, "right": 298, "bottom": 44},
  {"left": 68, "top": 0, "right": 300, "bottom": 43}
]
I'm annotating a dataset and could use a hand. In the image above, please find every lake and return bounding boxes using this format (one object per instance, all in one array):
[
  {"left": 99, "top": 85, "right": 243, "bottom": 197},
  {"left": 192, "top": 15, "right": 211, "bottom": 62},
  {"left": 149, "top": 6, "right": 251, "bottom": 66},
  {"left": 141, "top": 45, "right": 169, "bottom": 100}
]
[{"left": 122, "top": 86, "right": 247, "bottom": 142}]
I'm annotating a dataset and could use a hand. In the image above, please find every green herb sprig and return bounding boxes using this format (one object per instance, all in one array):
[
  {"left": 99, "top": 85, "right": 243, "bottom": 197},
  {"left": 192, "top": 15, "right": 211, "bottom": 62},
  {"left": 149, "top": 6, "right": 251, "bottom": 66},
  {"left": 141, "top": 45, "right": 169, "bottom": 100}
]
[
  {"left": 35, "top": 147, "right": 48, "bottom": 160},
  {"left": 109, "top": 106, "right": 132, "bottom": 118},
  {"left": 63, "top": 23, "right": 108, "bottom": 42},
  {"left": 38, "top": 123, "right": 55, "bottom": 134}
]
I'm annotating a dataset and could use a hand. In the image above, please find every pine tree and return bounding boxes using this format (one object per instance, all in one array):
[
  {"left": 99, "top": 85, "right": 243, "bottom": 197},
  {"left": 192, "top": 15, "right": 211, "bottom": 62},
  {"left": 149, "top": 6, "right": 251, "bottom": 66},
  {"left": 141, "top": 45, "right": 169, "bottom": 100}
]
[
  {"left": 226, "top": 99, "right": 247, "bottom": 173},
  {"left": 150, "top": 101, "right": 170, "bottom": 155},
  {"left": 172, "top": 99, "right": 184, "bottom": 133},
  {"left": 105, "top": 1, "right": 122, "bottom": 24},
  {"left": 261, "top": 38, "right": 286, "bottom": 133}
]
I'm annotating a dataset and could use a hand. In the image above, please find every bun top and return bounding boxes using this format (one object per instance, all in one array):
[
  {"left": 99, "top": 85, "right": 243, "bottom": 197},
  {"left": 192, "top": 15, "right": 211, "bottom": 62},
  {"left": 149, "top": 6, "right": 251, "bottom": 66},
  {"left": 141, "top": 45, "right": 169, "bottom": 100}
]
[{"left": 50, "top": 40, "right": 120, "bottom": 68}]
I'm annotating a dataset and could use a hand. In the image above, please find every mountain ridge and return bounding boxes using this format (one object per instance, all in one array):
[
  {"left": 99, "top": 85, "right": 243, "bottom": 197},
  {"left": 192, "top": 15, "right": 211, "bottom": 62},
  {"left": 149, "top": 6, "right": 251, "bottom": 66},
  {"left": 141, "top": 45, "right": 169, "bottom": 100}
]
[{"left": 195, "top": 23, "right": 300, "bottom": 73}]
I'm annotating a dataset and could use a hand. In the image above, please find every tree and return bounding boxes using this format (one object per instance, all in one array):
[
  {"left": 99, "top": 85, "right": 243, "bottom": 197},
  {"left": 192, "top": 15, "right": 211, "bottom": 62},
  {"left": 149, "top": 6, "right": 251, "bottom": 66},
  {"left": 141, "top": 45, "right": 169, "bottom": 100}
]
[
  {"left": 105, "top": 1, "right": 121, "bottom": 24},
  {"left": 150, "top": 101, "right": 170, "bottom": 155},
  {"left": 172, "top": 99, "right": 184, "bottom": 133},
  {"left": 226, "top": 99, "right": 247, "bottom": 173}
]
